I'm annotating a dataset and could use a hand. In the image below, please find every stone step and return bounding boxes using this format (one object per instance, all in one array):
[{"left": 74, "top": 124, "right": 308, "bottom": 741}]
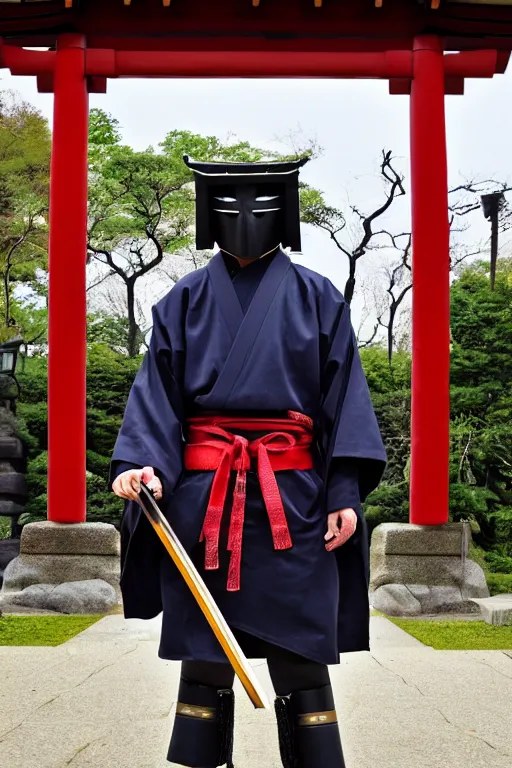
[{"left": 469, "top": 594, "right": 512, "bottom": 626}]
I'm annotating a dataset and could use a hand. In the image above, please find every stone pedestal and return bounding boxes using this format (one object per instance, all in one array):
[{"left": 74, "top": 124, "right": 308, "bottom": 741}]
[
  {"left": 370, "top": 522, "right": 490, "bottom": 616},
  {"left": 0, "top": 521, "right": 122, "bottom": 613}
]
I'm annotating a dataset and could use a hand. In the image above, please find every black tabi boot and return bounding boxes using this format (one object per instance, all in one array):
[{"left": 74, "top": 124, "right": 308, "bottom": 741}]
[
  {"left": 275, "top": 685, "right": 346, "bottom": 768},
  {"left": 167, "top": 677, "right": 234, "bottom": 768}
]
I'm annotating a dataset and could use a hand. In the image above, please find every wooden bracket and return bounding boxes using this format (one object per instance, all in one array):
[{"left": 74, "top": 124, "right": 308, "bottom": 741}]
[
  {"left": 389, "top": 78, "right": 411, "bottom": 96},
  {"left": 390, "top": 76, "right": 465, "bottom": 97},
  {"left": 87, "top": 76, "right": 108, "bottom": 94},
  {"left": 37, "top": 73, "right": 54, "bottom": 94},
  {"left": 444, "top": 76, "right": 464, "bottom": 95}
]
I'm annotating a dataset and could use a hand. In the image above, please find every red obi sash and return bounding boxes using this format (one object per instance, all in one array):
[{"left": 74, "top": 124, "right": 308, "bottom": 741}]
[{"left": 184, "top": 411, "right": 314, "bottom": 591}]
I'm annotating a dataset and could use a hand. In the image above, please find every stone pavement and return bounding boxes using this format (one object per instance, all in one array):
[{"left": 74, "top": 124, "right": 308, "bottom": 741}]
[{"left": 0, "top": 614, "right": 511, "bottom": 768}]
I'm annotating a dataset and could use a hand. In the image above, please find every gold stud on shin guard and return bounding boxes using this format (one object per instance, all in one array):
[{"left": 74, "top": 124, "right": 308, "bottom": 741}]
[
  {"left": 176, "top": 702, "right": 217, "bottom": 720},
  {"left": 297, "top": 710, "right": 338, "bottom": 727}
]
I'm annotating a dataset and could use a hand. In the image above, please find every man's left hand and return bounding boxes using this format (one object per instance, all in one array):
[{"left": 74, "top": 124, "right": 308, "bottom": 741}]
[{"left": 324, "top": 509, "right": 358, "bottom": 552}]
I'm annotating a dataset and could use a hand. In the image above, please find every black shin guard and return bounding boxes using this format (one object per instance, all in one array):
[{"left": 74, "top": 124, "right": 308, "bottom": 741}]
[
  {"left": 275, "top": 685, "right": 345, "bottom": 768},
  {"left": 167, "top": 678, "right": 234, "bottom": 768}
]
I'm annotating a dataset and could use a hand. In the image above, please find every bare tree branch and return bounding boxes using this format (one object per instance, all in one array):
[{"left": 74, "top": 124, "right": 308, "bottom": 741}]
[
  {"left": 87, "top": 270, "right": 115, "bottom": 294},
  {"left": 303, "top": 149, "right": 407, "bottom": 305},
  {"left": 358, "top": 321, "right": 381, "bottom": 348}
]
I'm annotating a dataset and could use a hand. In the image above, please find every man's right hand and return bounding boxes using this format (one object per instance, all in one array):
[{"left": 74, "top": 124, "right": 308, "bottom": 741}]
[{"left": 112, "top": 466, "right": 163, "bottom": 502}]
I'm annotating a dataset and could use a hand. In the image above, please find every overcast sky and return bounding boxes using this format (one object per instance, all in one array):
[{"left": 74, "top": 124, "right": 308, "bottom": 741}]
[{"left": 2, "top": 68, "right": 511, "bottom": 328}]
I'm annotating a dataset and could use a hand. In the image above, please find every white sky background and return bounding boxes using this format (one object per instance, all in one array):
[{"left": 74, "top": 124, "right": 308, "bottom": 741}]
[{"left": 2, "top": 69, "right": 512, "bottom": 333}]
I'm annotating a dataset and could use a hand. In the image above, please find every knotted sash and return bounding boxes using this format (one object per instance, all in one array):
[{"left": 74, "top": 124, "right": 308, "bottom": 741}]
[{"left": 185, "top": 412, "right": 314, "bottom": 591}]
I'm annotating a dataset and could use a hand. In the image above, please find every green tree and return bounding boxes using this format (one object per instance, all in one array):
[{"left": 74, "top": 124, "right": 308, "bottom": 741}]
[
  {"left": 360, "top": 259, "right": 511, "bottom": 565},
  {"left": 87, "top": 113, "right": 277, "bottom": 357},
  {"left": 88, "top": 107, "right": 122, "bottom": 165},
  {"left": 449, "top": 259, "right": 512, "bottom": 560},
  {"left": 0, "top": 91, "right": 50, "bottom": 338},
  {"left": 87, "top": 112, "right": 314, "bottom": 356},
  {"left": 9, "top": 279, "right": 48, "bottom": 365},
  {"left": 359, "top": 346, "right": 411, "bottom": 536},
  {"left": 87, "top": 312, "right": 132, "bottom": 350}
]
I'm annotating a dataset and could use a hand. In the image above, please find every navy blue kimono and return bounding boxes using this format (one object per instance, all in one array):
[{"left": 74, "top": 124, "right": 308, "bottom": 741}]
[{"left": 111, "top": 249, "right": 386, "bottom": 665}]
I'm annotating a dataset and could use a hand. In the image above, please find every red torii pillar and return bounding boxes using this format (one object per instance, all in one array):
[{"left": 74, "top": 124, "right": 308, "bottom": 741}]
[
  {"left": 409, "top": 36, "right": 451, "bottom": 525},
  {"left": 48, "top": 34, "right": 89, "bottom": 523}
]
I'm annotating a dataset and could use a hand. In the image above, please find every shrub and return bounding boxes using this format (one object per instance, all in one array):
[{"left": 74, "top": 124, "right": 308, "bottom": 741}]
[
  {"left": 16, "top": 402, "right": 48, "bottom": 452},
  {"left": 487, "top": 573, "right": 512, "bottom": 596},
  {"left": 17, "top": 349, "right": 141, "bottom": 529},
  {"left": 364, "top": 482, "right": 410, "bottom": 538},
  {"left": 484, "top": 551, "right": 512, "bottom": 574}
]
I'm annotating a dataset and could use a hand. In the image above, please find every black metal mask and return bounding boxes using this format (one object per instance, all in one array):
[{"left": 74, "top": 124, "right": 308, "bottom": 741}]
[
  {"left": 184, "top": 156, "right": 309, "bottom": 259},
  {"left": 210, "top": 182, "right": 284, "bottom": 260}
]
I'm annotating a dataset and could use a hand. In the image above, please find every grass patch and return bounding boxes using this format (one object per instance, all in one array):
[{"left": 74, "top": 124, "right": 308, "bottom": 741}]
[
  {"left": 389, "top": 618, "right": 512, "bottom": 650},
  {"left": 0, "top": 615, "right": 104, "bottom": 646}
]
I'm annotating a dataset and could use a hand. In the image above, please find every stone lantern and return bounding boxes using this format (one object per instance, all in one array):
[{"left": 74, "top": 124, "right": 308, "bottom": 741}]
[{"left": 0, "top": 337, "right": 27, "bottom": 587}]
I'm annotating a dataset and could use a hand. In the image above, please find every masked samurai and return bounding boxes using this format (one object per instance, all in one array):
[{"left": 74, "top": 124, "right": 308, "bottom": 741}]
[{"left": 111, "top": 156, "right": 386, "bottom": 768}]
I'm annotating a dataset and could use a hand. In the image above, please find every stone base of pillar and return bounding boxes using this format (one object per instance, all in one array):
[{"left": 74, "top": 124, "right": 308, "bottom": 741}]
[
  {"left": 0, "top": 521, "right": 122, "bottom": 614},
  {"left": 370, "top": 522, "right": 490, "bottom": 616}
]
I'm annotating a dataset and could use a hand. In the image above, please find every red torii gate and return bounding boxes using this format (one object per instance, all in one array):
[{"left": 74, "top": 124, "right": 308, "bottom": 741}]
[{"left": 0, "top": 0, "right": 510, "bottom": 531}]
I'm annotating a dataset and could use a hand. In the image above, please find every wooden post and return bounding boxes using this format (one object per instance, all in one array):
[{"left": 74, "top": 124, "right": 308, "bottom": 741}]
[
  {"left": 47, "top": 34, "right": 89, "bottom": 523},
  {"left": 409, "top": 36, "right": 450, "bottom": 525}
]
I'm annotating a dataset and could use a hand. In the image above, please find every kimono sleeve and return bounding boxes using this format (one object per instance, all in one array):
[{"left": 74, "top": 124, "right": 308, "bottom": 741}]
[
  {"left": 110, "top": 301, "right": 184, "bottom": 499},
  {"left": 326, "top": 458, "right": 361, "bottom": 513},
  {"left": 319, "top": 280, "right": 386, "bottom": 504}
]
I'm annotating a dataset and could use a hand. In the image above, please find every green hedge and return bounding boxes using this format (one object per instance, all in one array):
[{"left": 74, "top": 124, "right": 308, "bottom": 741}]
[{"left": 17, "top": 344, "right": 138, "bottom": 529}]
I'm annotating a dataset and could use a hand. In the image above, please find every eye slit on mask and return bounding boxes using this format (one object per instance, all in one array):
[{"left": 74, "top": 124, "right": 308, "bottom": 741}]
[
  {"left": 252, "top": 209, "right": 281, "bottom": 218},
  {"left": 212, "top": 194, "right": 239, "bottom": 214},
  {"left": 255, "top": 195, "right": 280, "bottom": 202},
  {"left": 252, "top": 208, "right": 281, "bottom": 219}
]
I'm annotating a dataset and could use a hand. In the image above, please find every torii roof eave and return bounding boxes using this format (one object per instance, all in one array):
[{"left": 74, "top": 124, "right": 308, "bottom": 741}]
[{"left": 1, "top": 0, "right": 512, "bottom": 51}]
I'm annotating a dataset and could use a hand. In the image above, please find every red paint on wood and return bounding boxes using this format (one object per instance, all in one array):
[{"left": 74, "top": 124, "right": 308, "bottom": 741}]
[
  {"left": 409, "top": 36, "right": 450, "bottom": 526},
  {"left": 47, "top": 34, "right": 89, "bottom": 524},
  {"left": 106, "top": 49, "right": 414, "bottom": 78}
]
